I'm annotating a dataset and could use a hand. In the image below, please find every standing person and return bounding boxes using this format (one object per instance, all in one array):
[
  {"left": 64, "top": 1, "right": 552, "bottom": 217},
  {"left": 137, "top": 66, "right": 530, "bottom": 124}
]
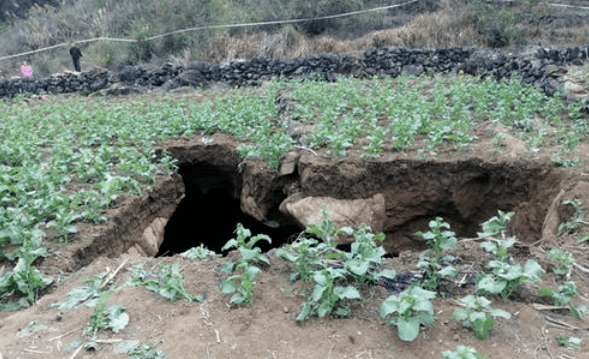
[
  {"left": 21, "top": 61, "right": 33, "bottom": 77},
  {"left": 69, "top": 43, "right": 83, "bottom": 72}
]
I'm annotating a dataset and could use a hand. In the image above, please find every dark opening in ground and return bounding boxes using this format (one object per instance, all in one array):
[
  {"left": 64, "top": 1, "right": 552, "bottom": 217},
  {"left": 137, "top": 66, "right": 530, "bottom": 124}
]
[
  {"left": 156, "top": 163, "right": 301, "bottom": 256},
  {"left": 154, "top": 154, "right": 556, "bottom": 258}
]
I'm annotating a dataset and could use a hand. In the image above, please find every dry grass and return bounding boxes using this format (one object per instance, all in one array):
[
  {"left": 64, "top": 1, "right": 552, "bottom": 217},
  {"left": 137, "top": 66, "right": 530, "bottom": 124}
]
[
  {"left": 201, "top": 11, "right": 479, "bottom": 62},
  {"left": 354, "top": 12, "right": 478, "bottom": 49}
]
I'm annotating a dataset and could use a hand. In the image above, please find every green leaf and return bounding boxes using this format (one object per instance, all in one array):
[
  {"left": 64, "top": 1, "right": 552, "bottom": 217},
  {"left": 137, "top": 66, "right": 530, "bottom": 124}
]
[
  {"left": 396, "top": 317, "right": 421, "bottom": 341},
  {"left": 314, "top": 272, "right": 328, "bottom": 286},
  {"left": 230, "top": 293, "right": 246, "bottom": 304},
  {"left": 453, "top": 308, "right": 468, "bottom": 322},
  {"left": 473, "top": 317, "right": 494, "bottom": 340},
  {"left": 438, "top": 266, "right": 458, "bottom": 277},
  {"left": 476, "top": 275, "right": 506, "bottom": 295},
  {"left": 243, "top": 266, "right": 261, "bottom": 281},
  {"left": 317, "top": 300, "right": 334, "bottom": 318},
  {"left": 296, "top": 302, "right": 311, "bottom": 322},
  {"left": 221, "top": 239, "right": 238, "bottom": 251},
  {"left": 347, "top": 259, "right": 370, "bottom": 276},
  {"left": 376, "top": 269, "right": 396, "bottom": 279},
  {"left": 109, "top": 311, "right": 129, "bottom": 333},
  {"left": 336, "top": 286, "right": 361, "bottom": 300},
  {"left": 489, "top": 308, "right": 511, "bottom": 319},
  {"left": 239, "top": 248, "right": 260, "bottom": 261},
  {"left": 311, "top": 284, "right": 326, "bottom": 302},
  {"left": 523, "top": 259, "right": 544, "bottom": 282},
  {"left": 379, "top": 298, "right": 400, "bottom": 318},
  {"left": 220, "top": 279, "right": 238, "bottom": 294}
]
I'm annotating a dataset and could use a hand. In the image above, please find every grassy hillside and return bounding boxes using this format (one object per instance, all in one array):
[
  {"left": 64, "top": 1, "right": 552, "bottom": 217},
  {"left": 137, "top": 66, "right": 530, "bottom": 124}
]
[{"left": 0, "top": 0, "right": 589, "bottom": 75}]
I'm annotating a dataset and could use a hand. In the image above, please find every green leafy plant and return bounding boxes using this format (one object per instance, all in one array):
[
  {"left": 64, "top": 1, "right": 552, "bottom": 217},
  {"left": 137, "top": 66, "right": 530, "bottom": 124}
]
[
  {"left": 220, "top": 224, "right": 272, "bottom": 305},
  {"left": 558, "top": 199, "right": 586, "bottom": 235},
  {"left": 220, "top": 265, "right": 261, "bottom": 305},
  {"left": 476, "top": 259, "right": 544, "bottom": 299},
  {"left": 551, "top": 155, "right": 581, "bottom": 168},
  {"left": 379, "top": 285, "right": 437, "bottom": 341},
  {"left": 0, "top": 238, "right": 53, "bottom": 311},
  {"left": 180, "top": 244, "right": 220, "bottom": 261},
  {"left": 453, "top": 295, "right": 511, "bottom": 340},
  {"left": 276, "top": 235, "right": 327, "bottom": 282},
  {"left": 480, "top": 239, "right": 515, "bottom": 263},
  {"left": 414, "top": 218, "right": 458, "bottom": 291},
  {"left": 556, "top": 333, "right": 581, "bottom": 350},
  {"left": 578, "top": 233, "right": 589, "bottom": 243},
  {"left": 442, "top": 345, "right": 489, "bottom": 359},
  {"left": 478, "top": 210, "right": 515, "bottom": 238},
  {"left": 539, "top": 281, "right": 588, "bottom": 319},
  {"left": 126, "top": 342, "right": 167, "bottom": 359},
  {"left": 416, "top": 252, "right": 458, "bottom": 292},
  {"left": 130, "top": 261, "right": 203, "bottom": 302},
  {"left": 85, "top": 290, "right": 129, "bottom": 337},
  {"left": 415, "top": 217, "right": 458, "bottom": 256},
  {"left": 221, "top": 223, "right": 272, "bottom": 273},
  {"left": 277, "top": 206, "right": 355, "bottom": 282},
  {"left": 548, "top": 248, "right": 574, "bottom": 275},
  {"left": 340, "top": 223, "right": 397, "bottom": 286},
  {"left": 296, "top": 267, "right": 361, "bottom": 322},
  {"left": 305, "top": 205, "right": 353, "bottom": 245},
  {"left": 278, "top": 208, "right": 395, "bottom": 321},
  {"left": 52, "top": 272, "right": 107, "bottom": 309}
]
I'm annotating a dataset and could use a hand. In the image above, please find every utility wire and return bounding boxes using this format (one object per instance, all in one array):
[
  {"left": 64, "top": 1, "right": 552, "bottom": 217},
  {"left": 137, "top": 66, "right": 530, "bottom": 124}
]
[{"left": 0, "top": 0, "right": 418, "bottom": 61}]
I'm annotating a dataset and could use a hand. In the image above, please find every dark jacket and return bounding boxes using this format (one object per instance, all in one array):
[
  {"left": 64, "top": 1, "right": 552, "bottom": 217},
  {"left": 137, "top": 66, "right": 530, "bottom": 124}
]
[{"left": 69, "top": 46, "right": 82, "bottom": 61}]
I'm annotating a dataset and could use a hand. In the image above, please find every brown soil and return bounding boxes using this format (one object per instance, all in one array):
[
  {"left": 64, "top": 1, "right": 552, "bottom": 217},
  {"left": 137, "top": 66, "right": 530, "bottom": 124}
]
[{"left": 2, "top": 85, "right": 589, "bottom": 358}]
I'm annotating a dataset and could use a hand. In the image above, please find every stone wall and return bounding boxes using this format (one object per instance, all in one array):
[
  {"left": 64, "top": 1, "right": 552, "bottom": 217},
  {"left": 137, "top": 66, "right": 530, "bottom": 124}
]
[{"left": 1, "top": 45, "right": 588, "bottom": 98}]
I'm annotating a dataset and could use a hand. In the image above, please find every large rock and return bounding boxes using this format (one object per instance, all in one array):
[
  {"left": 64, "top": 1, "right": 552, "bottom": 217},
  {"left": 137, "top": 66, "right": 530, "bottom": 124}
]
[
  {"left": 279, "top": 194, "right": 386, "bottom": 244},
  {"left": 127, "top": 217, "right": 169, "bottom": 256}
]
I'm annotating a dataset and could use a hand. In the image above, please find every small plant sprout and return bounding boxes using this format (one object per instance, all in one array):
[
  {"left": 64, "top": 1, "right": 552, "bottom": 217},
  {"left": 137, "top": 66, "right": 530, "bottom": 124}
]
[
  {"left": 453, "top": 295, "right": 511, "bottom": 340},
  {"left": 221, "top": 223, "right": 272, "bottom": 273},
  {"left": 539, "top": 281, "right": 588, "bottom": 319},
  {"left": 180, "top": 244, "right": 220, "bottom": 261},
  {"left": 478, "top": 210, "right": 515, "bottom": 238},
  {"left": 85, "top": 291, "right": 129, "bottom": 338},
  {"left": 296, "top": 267, "right": 361, "bottom": 322},
  {"left": 442, "top": 345, "right": 489, "bottom": 359},
  {"left": 52, "top": 272, "right": 107, "bottom": 309},
  {"left": 558, "top": 199, "right": 586, "bottom": 235},
  {"left": 379, "top": 285, "right": 437, "bottom": 342},
  {"left": 414, "top": 218, "right": 458, "bottom": 291},
  {"left": 548, "top": 248, "right": 574, "bottom": 275},
  {"left": 416, "top": 252, "right": 458, "bottom": 292},
  {"left": 341, "top": 223, "right": 396, "bottom": 285},
  {"left": 415, "top": 217, "right": 457, "bottom": 256},
  {"left": 305, "top": 205, "right": 353, "bottom": 246},
  {"left": 130, "top": 261, "right": 203, "bottom": 302},
  {"left": 126, "top": 342, "right": 167, "bottom": 359},
  {"left": 476, "top": 259, "right": 544, "bottom": 299},
  {"left": 577, "top": 233, "right": 589, "bottom": 243},
  {"left": 221, "top": 224, "right": 272, "bottom": 305},
  {"left": 480, "top": 239, "right": 515, "bottom": 263},
  {"left": 556, "top": 333, "right": 581, "bottom": 351},
  {"left": 276, "top": 235, "right": 326, "bottom": 282},
  {"left": 221, "top": 265, "right": 261, "bottom": 305}
]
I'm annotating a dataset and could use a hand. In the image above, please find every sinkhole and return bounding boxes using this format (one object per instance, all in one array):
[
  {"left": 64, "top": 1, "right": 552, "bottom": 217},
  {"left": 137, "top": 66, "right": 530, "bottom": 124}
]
[
  {"left": 151, "top": 150, "right": 558, "bottom": 259},
  {"left": 156, "top": 162, "right": 301, "bottom": 256}
]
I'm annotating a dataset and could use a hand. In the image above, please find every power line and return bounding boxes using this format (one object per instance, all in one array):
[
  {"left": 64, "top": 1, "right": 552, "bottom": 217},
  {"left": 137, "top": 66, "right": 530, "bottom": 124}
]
[{"left": 0, "top": 0, "right": 418, "bottom": 62}]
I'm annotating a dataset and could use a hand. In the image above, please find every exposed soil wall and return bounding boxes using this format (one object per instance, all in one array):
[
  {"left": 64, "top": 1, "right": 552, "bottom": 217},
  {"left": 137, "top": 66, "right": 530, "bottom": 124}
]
[
  {"left": 2, "top": 45, "right": 589, "bottom": 98},
  {"left": 44, "top": 135, "right": 566, "bottom": 276}
]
